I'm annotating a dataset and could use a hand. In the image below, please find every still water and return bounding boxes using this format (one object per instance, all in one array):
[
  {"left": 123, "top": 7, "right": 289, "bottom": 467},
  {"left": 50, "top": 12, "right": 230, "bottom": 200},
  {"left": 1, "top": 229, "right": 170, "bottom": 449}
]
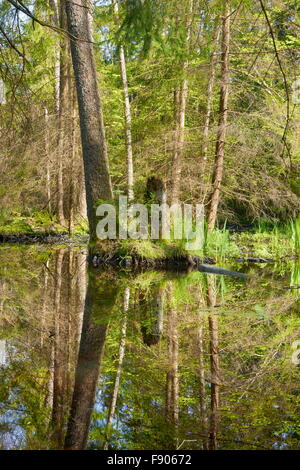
[{"left": 0, "top": 245, "right": 299, "bottom": 450}]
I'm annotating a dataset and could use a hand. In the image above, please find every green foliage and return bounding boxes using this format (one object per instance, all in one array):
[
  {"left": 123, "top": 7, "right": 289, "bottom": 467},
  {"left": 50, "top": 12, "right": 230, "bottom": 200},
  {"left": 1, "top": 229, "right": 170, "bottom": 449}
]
[{"left": 291, "top": 216, "right": 300, "bottom": 255}]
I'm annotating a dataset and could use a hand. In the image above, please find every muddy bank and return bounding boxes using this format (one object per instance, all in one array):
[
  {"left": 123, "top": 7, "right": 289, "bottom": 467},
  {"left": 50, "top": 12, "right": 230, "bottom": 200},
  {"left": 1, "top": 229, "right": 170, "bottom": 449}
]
[
  {"left": 0, "top": 232, "right": 89, "bottom": 245},
  {"left": 89, "top": 252, "right": 216, "bottom": 269},
  {"left": 88, "top": 253, "right": 250, "bottom": 278}
]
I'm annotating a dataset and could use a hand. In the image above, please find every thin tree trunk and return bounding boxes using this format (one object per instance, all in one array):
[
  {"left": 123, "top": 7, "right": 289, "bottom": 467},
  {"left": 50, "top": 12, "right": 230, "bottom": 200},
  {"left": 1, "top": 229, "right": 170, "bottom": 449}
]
[
  {"left": 46, "top": 339, "right": 55, "bottom": 412},
  {"left": 206, "top": 275, "right": 220, "bottom": 450},
  {"left": 103, "top": 287, "right": 129, "bottom": 450},
  {"left": 45, "top": 257, "right": 54, "bottom": 415},
  {"left": 41, "top": 258, "right": 50, "bottom": 348},
  {"left": 51, "top": 248, "right": 65, "bottom": 448},
  {"left": 165, "top": 285, "right": 179, "bottom": 432},
  {"left": 75, "top": 251, "right": 87, "bottom": 350},
  {"left": 56, "top": 0, "right": 71, "bottom": 226},
  {"left": 49, "top": 0, "right": 60, "bottom": 114},
  {"left": 50, "top": 0, "right": 63, "bottom": 223},
  {"left": 44, "top": 107, "right": 51, "bottom": 213},
  {"left": 170, "top": 0, "right": 193, "bottom": 204},
  {"left": 197, "top": 286, "right": 208, "bottom": 449},
  {"left": 65, "top": 0, "right": 113, "bottom": 239},
  {"left": 68, "top": 85, "right": 77, "bottom": 235},
  {"left": 199, "top": 25, "right": 221, "bottom": 199},
  {"left": 207, "top": 2, "right": 231, "bottom": 230},
  {"left": 0, "top": 280, "right": 5, "bottom": 316},
  {"left": 112, "top": 0, "right": 134, "bottom": 201}
]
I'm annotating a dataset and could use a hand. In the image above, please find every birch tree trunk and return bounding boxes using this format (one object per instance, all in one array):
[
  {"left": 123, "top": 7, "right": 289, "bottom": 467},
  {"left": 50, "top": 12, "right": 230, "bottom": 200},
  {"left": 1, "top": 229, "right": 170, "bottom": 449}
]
[
  {"left": 112, "top": 0, "right": 134, "bottom": 201},
  {"left": 199, "top": 24, "right": 221, "bottom": 200},
  {"left": 207, "top": 2, "right": 231, "bottom": 230},
  {"left": 65, "top": 0, "right": 113, "bottom": 239},
  {"left": 170, "top": 0, "right": 193, "bottom": 204}
]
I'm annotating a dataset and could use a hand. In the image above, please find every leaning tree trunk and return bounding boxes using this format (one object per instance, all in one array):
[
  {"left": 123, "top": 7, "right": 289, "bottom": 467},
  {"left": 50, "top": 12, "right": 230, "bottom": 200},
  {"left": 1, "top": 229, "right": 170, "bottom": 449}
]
[
  {"left": 112, "top": 0, "right": 134, "bottom": 201},
  {"left": 65, "top": 0, "right": 113, "bottom": 239},
  {"left": 207, "top": 1, "right": 231, "bottom": 230}
]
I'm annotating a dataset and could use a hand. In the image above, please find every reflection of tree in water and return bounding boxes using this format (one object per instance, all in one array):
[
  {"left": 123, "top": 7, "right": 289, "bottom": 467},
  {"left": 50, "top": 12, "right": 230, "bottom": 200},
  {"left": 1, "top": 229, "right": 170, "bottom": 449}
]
[
  {"left": 206, "top": 275, "right": 220, "bottom": 450},
  {"left": 140, "top": 287, "right": 164, "bottom": 347},
  {"left": 49, "top": 248, "right": 87, "bottom": 448},
  {"left": 1, "top": 248, "right": 300, "bottom": 450},
  {"left": 165, "top": 283, "right": 179, "bottom": 439},
  {"left": 103, "top": 287, "right": 129, "bottom": 450},
  {"left": 0, "top": 247, "right": 87, "bottom": 449},
  {"left": 64, "top": 270, "right": 119, "bottom": 450}
]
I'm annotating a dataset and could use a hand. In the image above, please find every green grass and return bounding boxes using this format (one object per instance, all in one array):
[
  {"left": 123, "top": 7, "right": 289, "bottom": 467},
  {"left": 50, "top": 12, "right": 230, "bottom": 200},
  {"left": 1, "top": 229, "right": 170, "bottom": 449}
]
[{"left": 291, "top": 216, "right": 300, "bottom": 255}]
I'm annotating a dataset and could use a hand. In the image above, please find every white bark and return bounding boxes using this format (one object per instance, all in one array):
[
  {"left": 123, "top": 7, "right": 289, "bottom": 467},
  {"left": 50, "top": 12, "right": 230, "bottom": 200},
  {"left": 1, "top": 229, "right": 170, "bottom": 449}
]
[
  {"left": 103, "top": 287, "right": 129, "bottom": 449},
  {"left": 112, "top": 0, "right": 134, "bottom": 201}
]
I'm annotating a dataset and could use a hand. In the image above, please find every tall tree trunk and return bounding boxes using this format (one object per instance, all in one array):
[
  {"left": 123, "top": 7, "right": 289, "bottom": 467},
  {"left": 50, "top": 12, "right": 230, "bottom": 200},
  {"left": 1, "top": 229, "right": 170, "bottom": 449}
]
[
  {"left": 51, "top": 248, "right": 65, "bottom": 448},
  {"left": 170, "top": 0, "right": 193, "bottom": 204},
  {"left": 199, "top": 24, "right": 221, "bottom": 200},
  {"left": 44, "top": 107, "right": 51, "bottom": 213},
  {"left": 68, "top": 85, "right": 77, "bottom": 235},
  {"left": 207, "top": 1, "right": 231, "bottom": 230},
  {"left": 65, "top": 0, "right": 113, "bottom": 239},
  {"left": 103, "top": 287, "right": 129, "bottom": 450},
  {"left": 49, "top": 0, "right": 60, "bottom": 114},
  {"left": 56, "top": 0, "right": 71, "bottom": 226},
  {"left": 112, "top": 0, "right": 134, "bottom": 201},
  {"left": 50, "top": 0, "right": 63, "bottom": 222}
]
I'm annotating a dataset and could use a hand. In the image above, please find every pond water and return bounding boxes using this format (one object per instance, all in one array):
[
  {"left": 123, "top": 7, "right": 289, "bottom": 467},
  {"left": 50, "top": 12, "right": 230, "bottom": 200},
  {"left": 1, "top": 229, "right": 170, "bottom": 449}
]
[{"left": 0, "top": 245, "right": 300, "bottom": 450}]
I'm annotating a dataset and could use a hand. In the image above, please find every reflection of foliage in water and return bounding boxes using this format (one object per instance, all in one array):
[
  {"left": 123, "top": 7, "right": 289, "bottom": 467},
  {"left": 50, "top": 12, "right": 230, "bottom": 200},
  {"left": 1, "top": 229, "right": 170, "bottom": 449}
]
[{"left": 1, "top": 246, "right": 300, "bottom": 449}]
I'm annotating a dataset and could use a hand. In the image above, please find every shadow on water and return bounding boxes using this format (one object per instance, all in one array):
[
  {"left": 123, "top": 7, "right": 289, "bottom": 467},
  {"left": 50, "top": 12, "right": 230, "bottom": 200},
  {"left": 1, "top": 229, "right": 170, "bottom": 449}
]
[{"left": 0, "top": 246, "right": 300, "bottom": 450}]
